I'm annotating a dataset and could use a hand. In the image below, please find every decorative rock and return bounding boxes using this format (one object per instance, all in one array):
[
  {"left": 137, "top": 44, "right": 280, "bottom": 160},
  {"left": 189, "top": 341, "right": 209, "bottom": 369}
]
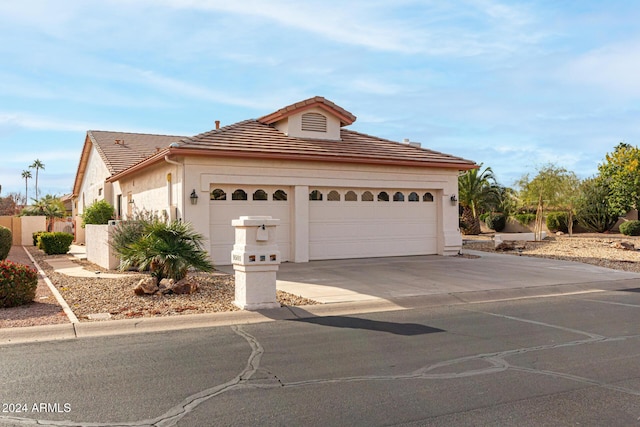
[
  {"left": 611, "top": 241, "right": 635, "bottom": 251},
  {"left": 556, "top": 231, "right": 564, "bottom": 236},
  {"left": 495, "top": 240, "right": 526, "bottom": 251},
  {"left": 134, "top": 277, "right": 158, "bottom": 295},
  {"left": 158, "top": 278, "right": 175, "bottom": 294},
  {"left": 171, "top": 278, "right": 198, "bottom": 295}
]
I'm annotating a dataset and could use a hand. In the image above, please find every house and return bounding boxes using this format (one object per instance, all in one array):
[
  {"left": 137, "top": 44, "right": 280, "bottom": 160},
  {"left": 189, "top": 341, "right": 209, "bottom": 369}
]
[{"left": 72, "top": 96, "right": 477, "bottom": 264}]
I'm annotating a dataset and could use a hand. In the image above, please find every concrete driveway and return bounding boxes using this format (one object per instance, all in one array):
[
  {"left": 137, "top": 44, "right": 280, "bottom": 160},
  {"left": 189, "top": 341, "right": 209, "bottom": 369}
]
[{"left": 242, "top": 250, "right": 640, "bottom": 304}]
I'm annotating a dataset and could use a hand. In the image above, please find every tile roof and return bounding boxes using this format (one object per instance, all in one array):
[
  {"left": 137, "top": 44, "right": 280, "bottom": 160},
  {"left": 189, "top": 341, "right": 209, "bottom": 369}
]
[
  {"left": 88, "top": 130, "right": 186, "bottom": 174},
  {"left": 258, "top": 96, "right": 357, "bottom": 126},
  {"left": 173, "top": 119, "right": 475, "bottom": 168}
]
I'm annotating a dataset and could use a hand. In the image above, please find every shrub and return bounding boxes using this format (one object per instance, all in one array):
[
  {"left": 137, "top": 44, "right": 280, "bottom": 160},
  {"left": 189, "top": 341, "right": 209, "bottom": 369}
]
[
  {"left": 575, "top": 178, "right": 618, "bottom": 233},
  {"left": 32, "top": 231, "right": 45, "bottom": 247},
  {"left": 479, "top": 212, "right": 490, "bottom": 223},
  {"left": 0, "top": 260, "right": 38, "bottom": 307},
  {"left": 82, "top": 200, "right": 115, "bottom": 227},
  {"left": 0, "top": 226, "right": 11, "bottom": 261},
  {"left": 514, "top": 213, "right": 536, "bottom": 226},
  {"left": 38, "top": 232, "right": 74, "bottom": 255},
  {"left": 546, "top": 212, "right": 571, "bottom": 233},
  {"left": 485, "top": 213, "right": 506, "bottom": 232},
  {"left": 620, "top": 220, "right": 640, "bottom": 236}
]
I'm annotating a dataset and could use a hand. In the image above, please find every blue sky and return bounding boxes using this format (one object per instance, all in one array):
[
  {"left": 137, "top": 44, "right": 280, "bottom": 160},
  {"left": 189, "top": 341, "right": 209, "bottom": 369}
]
[{"left": 2, "top": 0, "right": 640, "bottom": 198}]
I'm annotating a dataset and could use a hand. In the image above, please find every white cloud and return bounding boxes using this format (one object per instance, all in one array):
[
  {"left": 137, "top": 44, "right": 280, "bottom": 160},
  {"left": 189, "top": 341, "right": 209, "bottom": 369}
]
[
  {"left": 560, "top": 39, "right": 640, "bottom": 96},
  {"left": 0, "top": 113, "right": 91, "bottom": 132}
]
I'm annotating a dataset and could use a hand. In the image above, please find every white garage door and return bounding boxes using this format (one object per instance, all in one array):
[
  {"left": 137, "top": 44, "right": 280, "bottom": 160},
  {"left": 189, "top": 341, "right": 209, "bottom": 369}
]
[
  {"left": 209, "top": 186, "right": 291, "bottom": 265},
  {"left": 309, "top": 188, "right": 437, "bottom": 260}
]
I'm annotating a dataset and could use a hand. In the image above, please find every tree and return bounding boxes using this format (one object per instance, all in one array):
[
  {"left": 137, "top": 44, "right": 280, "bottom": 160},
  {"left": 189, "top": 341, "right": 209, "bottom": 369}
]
[
  {"left": 21, "top": 170, "right": 32, "bottom": 205},
  {"left": 516, "top": 164, "right": 581, "bottom": 237},
  {"left": 30, "top": 159, "right": 45, "bottom": 200},
  {"left": 575, "top": 177, "right": 618, "bottom": 233},
  {"left": 114, "top": 219, "right": 214, "bottom": 282},
  {"left": 597, "top": 142, "right": 640, "bottom": 218},
  {"left": 458, "top": 164, "right": 497, "bottom": 235},
  {"left": 21, "top": 195, "right": 66, "bottom": 231},
  {"left": 0, "top": 193, "right": 20, "bottom": 216}
]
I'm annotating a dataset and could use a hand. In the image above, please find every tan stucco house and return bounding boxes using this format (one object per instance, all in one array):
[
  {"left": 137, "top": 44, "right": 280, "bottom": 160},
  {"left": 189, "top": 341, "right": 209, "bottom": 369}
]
[{"left": 72, "top": 96, "right": 477, "bottom": 264}]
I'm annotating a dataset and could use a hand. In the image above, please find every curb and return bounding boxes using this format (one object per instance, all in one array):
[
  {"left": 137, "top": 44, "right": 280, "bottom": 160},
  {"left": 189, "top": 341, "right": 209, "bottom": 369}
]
[{"left": 23, "top": 246, "right": 79, "bottom": 324}]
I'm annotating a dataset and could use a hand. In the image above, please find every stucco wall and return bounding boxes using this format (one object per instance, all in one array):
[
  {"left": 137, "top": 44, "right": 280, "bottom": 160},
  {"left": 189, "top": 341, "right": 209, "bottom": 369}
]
[
  {"left": 77, "top": 146, "right": 112, "bottom": 215},
  {"left": 118, "top": 161, "right": 181, "bottom": 220},
  {"left": 19, "top": 216, "right": 46, "bottom": 246},
  {"left": 85, "top": 224, "right": 119, "bottom": 270}
]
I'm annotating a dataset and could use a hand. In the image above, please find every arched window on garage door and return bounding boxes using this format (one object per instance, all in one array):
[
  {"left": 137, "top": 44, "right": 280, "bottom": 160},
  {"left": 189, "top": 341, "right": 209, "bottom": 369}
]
[
  {"left": 328, "top": 190, "right": 340, "bottom": 201},
  {"left": 211, "top": 189, "right": 226, "bottom": 200},
  {"left": 378, "top": 191, "right": 389, "bottom": 202},
  {"left": 273, "top": 189, "right": 287, "bottom": 201},
  {"left": 253, "top": 189, "right": 268, "bottom": 201},
  {"left": 393, "top": 192, "right": 405, "bottom": 202},
  {"left": 362, "top": 191, "right": 374, "bottom": 201},
  {"left": 232, "top": 189, "right": 248, "bottom": 200},
  {"left": 408, "top": 192, "right": 419, "bottom": 202},
  {"left": 309, "top": 190, "right": 323, "bottom": 201},
  {"left": 423, "top": 192, "right": 434, "bottom": 202},
  {"left": 345, "top": 191, "right": 358, "bottom": 201}
]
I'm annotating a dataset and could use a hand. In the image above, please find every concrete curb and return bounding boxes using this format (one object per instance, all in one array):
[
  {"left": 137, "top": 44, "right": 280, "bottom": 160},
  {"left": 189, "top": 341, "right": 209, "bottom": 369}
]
[{"left": 23, "top": 246, "right": 79, "bottom": 324}]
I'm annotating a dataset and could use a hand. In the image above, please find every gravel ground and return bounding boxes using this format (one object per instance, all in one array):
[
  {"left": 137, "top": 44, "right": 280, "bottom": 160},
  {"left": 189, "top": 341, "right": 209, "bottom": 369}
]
[
  {"left": 1, "top": 246, "right": 316, "bottom": 328},
  {"left": 3, "top": 233, "right": 640, "bottom": 328},
  {"left": 463, "top": 233, "right": 640, "bottom": 272}
]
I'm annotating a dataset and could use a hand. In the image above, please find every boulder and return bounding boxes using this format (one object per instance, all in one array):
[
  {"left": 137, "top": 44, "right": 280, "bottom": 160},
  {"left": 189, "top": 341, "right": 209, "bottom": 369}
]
[
  {"left": 170, "top": 278, "right": 198, "bottom": 295},
  {"left": 158, "top": 278, "right": 175, "bottom": 295},
  {"left": 495, "top": 240, "right": 526, "bottom": 252},
  {"left": 133, "top": 277, "right": 158, "bottom": 295},
  {"left": 611, "top": 241, "right": 635, "bottom": 251}
]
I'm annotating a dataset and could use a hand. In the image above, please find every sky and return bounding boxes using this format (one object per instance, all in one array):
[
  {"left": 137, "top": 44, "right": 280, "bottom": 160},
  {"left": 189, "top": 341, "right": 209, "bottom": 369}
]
[{"left": 2, "top": 0, "right": 640, "bottom": 198}]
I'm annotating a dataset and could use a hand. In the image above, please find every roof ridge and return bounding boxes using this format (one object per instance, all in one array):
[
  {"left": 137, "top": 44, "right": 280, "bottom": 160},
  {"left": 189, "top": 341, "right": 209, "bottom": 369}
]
[{"left": 88, "top": 130, "right": 187, "bottom": 138}]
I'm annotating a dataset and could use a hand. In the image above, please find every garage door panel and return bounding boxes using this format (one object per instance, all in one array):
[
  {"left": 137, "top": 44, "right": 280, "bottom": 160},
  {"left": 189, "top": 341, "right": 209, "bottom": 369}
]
[
  {"left": 209, "top": 186, "right": 290, "bottom": 265},
  {"left": 309, "top": 189, "right": 438, "bottom": 260}
]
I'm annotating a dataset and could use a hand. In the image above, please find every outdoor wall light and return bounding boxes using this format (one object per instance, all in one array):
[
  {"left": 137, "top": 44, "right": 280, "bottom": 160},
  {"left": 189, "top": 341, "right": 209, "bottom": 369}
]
[
  {"left": 190, "top": 189, "right": 199, "bottom": 205},
  {"left": 450, "top": 195, "right": 458, "bottom": 205}
]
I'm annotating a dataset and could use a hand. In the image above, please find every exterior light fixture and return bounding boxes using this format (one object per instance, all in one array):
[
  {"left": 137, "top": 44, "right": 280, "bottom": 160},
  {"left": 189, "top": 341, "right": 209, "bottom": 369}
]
[
  {"left": 450, "top": 195, "right": 458, "bottom": 205},
  {"left": 190, "top": 189, "right": 199, "bottom": 205}
]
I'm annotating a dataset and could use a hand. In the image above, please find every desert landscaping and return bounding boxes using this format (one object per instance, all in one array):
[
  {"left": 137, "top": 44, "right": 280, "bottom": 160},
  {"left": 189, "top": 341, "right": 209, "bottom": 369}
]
[{"left": 2, "top": 232, "right": 640, "bottom": 329}]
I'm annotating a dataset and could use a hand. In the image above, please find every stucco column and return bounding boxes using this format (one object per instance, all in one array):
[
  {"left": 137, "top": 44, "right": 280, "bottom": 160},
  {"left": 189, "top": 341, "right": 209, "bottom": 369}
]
[
  {"left": 441, "top": 192, "right": 462, "bottom": 255},
  {"left": 293, "top": 185, "right": 309, "bottom": 262}
]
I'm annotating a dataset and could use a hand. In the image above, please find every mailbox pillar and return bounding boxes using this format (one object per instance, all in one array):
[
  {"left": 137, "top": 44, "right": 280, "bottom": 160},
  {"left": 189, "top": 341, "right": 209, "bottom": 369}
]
[{"left": 231, "top": 216, "right": 281, "bottom": 310}]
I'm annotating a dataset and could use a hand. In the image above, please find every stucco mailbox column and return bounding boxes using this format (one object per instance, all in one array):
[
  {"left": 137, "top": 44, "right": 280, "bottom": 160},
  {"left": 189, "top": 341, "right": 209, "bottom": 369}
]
[{"left": 231, "top": 216, "right": 281, "bottom": 310}]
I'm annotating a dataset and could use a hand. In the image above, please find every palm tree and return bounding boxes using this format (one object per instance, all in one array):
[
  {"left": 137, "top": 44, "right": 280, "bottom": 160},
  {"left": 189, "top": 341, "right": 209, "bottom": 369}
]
[
  {"left": 30, "top": 159, "right": 45, "bottom": 200},
  {"left": 117, "top": 219, "right": 214, "bottom": 282},
  {"left": 22, "top": 195, "right": 66, "bottom": 231},
  {"left": 458, "top": 164, "right": 497, "bottom": 235},
  {"left": 21, "top": 170, "right": 32, "bottom": 205}
]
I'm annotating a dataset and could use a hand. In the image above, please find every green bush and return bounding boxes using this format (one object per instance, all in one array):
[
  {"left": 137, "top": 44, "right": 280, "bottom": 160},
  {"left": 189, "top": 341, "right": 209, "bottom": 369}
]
[
  {"left": 485, "top": 213, "right": 506, "bottom": 232},
  {"left": 479, "top": 212, "right": 490, "bottom": 223},
  {"left": 0, "top": 260, "right": 38, "bottom": 307},
  {"left": 82, "top": 200, "right": 115, "bottom": 227},
  {"left": 0, "top": 226, "right": 11, "bottom": 261},
  {"left": 619, "top": 220, "right": 640, "bottom": 236},
  {"left": 575, "top": 178, "right": 618, "bottom": 233},
  {"left": 38, "top": 232, "right": 74, "bottom": 255},
  {"left": 546, "top": 212, "right": 570, "bottom": 232},
  {"left": 514, "top": 213, "right": 536, "bottom": 226},
  {"left": 32, "top": 231, "right": 45, "bottom": 247}
]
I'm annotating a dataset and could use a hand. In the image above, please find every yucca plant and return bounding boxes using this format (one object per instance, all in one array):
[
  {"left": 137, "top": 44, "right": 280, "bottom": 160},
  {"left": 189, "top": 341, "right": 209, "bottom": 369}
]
[{"left": 116, "top": 219, "right": 214, "bottom": 281}]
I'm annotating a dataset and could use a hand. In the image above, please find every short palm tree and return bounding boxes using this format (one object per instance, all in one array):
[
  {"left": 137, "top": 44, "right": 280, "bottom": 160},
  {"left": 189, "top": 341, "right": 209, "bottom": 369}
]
[
  {"left": 118, "top": 219, "right": 214, "bottom": 282},
  {"left": 458, "top": 164, "right": 497, "bottom": 235}
]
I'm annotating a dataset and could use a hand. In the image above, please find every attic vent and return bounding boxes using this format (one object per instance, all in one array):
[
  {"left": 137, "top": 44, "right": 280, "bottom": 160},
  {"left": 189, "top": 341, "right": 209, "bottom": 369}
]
[{"left": 301, "top": 112, "right": 327, "bottom": 133}]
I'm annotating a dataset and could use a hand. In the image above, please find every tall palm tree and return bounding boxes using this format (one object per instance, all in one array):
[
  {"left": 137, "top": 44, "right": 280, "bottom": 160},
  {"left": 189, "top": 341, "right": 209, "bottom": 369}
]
[
  {"left": 458, "top": 164, "right": 497, "bottom": 235},
  {"left": 30, "top": 159, "right": 45, "bottom": 200},
  {"left": 21, "top": 170, "right": 32, "bottom": 206}
]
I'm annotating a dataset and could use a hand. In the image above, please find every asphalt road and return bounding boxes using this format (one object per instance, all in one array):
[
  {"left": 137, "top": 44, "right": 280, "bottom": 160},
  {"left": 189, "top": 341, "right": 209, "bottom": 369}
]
[{"left": 1, "top": 283, "right": 640, "bottom": 426}]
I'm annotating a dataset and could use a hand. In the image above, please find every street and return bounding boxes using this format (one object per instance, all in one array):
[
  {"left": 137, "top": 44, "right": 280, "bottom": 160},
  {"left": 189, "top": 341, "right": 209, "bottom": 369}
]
[{"left": 2, "top": 283, "right": 640, "bottom": 426}]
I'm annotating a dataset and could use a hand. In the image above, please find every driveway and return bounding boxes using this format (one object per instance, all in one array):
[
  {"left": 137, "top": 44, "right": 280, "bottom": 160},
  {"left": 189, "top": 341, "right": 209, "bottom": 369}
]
[{"left": 221, "top": 250, "right": 640, "bottom": 304}]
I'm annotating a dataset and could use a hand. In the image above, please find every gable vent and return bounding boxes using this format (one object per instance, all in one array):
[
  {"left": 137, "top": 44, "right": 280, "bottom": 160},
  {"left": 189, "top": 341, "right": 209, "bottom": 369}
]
[{"left": 301, "top": 112, "right": 327, "bottom": 133}]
